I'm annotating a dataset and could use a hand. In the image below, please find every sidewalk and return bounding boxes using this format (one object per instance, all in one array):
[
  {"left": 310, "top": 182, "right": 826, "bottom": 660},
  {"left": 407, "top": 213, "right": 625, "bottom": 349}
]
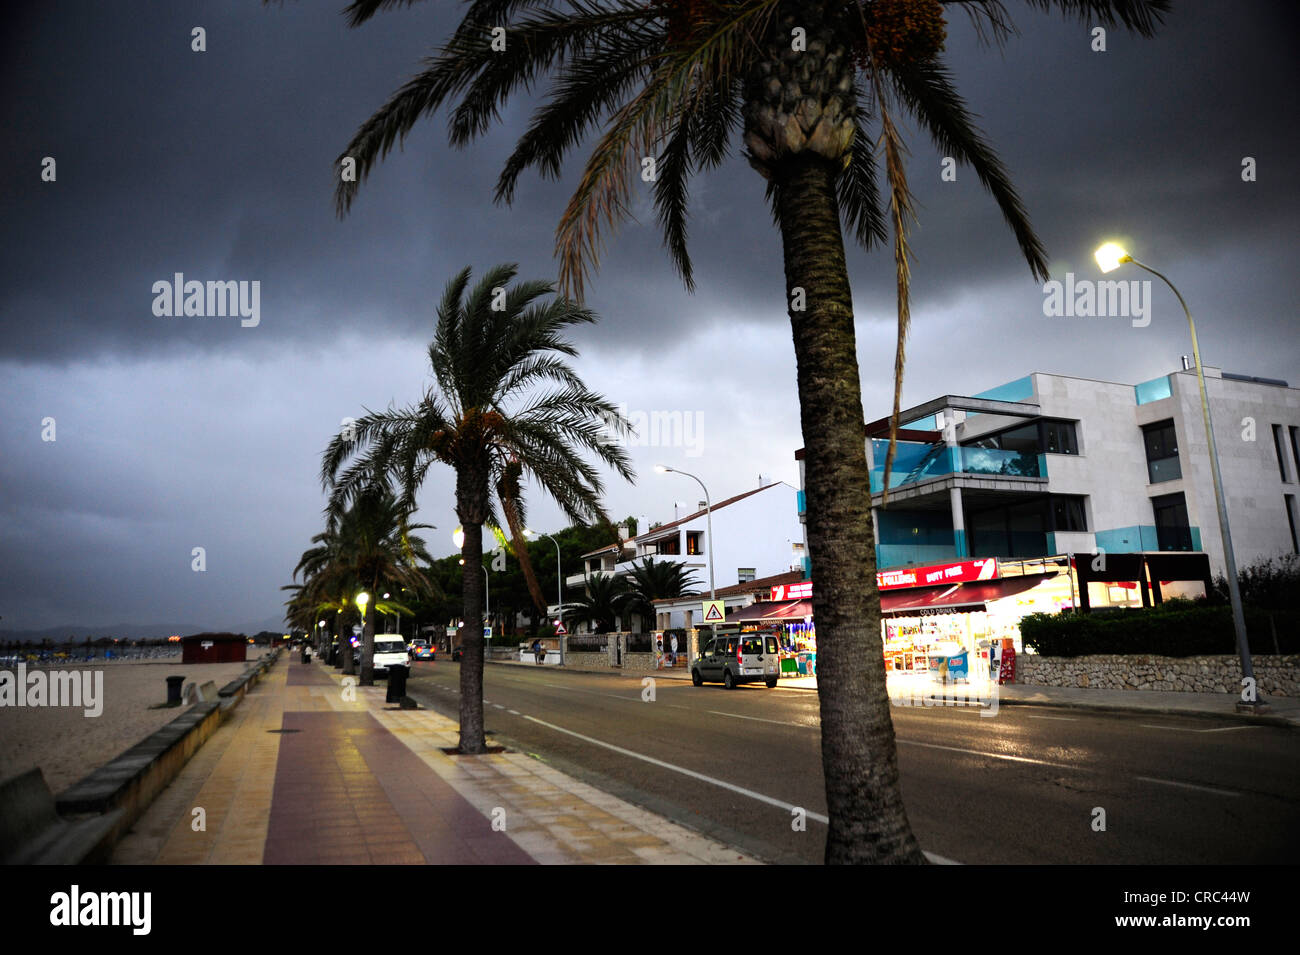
[
  {"left": 110, "top": 655, "right": 756, "bottom": 865},
  {"left": 491, "top": 658, "right": 1300, "bottom": 727}
]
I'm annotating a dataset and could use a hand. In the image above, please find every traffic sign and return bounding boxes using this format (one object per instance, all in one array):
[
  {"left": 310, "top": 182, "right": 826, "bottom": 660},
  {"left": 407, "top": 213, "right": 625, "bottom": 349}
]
[
  {"left": 553, "top": 620, "right": 567, "bottom": 635},
  {"left": 702, "top": 600, "right": 725, "bottom": 623}
]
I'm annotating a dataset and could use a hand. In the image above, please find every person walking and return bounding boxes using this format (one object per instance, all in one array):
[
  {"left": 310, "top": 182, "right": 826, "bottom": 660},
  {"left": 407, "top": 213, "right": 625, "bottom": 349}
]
[
  {"left": 532, "top": 638, "right": 544, "bottom": 665},
  {"left": 669, "top": 633, "right": 678, "bottom": 667}
]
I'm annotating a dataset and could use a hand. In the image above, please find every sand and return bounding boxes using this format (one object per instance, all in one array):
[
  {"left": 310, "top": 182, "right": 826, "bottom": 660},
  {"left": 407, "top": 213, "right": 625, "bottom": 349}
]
[{"left": 0, "top": 650, "right": 268, "bottom": 795}]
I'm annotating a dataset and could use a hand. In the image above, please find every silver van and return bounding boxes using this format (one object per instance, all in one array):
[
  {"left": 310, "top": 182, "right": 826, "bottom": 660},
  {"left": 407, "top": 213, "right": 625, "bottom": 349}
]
[{"left": 691, "top": 634, "right": 780, "bottom": 689}]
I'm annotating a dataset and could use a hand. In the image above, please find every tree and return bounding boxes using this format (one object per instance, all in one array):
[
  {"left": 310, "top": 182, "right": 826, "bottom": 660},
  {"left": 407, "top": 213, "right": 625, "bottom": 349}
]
[
  {"left": 620, "top": 556, "right": 701, "bottom": 630},
  {"left": 322, "top": 264, "right": 633, "bottom": 752},
  {"left": 289, "top": 489, "right": 438, "bottom": 684},
  {"left": 322, "top": 0, "right": 1167, "bottom": 862},
  {"left": 565, "top": 572, "right": 630, "bottom": 634}
]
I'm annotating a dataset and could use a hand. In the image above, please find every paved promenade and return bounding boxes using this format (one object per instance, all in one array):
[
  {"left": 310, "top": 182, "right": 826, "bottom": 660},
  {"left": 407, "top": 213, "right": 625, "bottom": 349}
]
[{"left": 110, "top": 655, "right": 756, "bottom": 864}]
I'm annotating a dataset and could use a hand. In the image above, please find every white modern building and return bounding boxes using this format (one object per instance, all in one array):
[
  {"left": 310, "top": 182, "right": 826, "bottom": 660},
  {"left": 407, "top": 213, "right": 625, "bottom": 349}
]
[{"left": 794, "top": 365, "right": 1300, "bottom": 592}]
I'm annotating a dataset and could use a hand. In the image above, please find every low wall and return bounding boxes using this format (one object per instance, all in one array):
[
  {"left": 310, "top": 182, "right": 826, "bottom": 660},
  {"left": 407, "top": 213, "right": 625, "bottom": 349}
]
[
  {"left": 55, "top": 650, "right": 280, "bottom": 852},
  {"left": 1018, "top": 653, "right": 1299, "bottom": 697},
  {"left": 564, "top": 651, "right": 610, "bottom": 669}
]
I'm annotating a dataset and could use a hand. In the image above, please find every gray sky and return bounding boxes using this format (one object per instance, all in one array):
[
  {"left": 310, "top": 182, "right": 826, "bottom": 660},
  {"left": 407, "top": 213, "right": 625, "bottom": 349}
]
[{"left": 2, "top": 1, "right": 1297, "bottom": 632}]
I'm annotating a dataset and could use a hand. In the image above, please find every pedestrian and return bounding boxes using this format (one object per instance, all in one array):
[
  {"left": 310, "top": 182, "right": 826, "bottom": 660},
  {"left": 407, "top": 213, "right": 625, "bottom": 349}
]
[
  {"left": 669, "top": 633, "right": 678, "bottom": 667},
  {"left": 532, "top": 638, "right": 544, "bottom": 665}
]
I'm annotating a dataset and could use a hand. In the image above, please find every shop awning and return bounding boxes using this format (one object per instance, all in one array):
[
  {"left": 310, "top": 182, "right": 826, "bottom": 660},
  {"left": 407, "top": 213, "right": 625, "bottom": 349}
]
[
  {"left": 725, "top": 599, "right": 813, "bottom": 623},
  {"left": 881, "top": 573, "right": 1056, "bottom": 614}
]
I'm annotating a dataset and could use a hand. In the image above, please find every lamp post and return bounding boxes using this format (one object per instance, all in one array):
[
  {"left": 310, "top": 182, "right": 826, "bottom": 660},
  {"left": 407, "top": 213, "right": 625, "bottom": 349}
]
[
  {"left": 1095, "top": 242, "right": 1261, "bottom": 710},
  {"left": 656, "top": 465, "right": 716, "bottom": 657},
  {"left": 527, "top": 528, "right": 566, "bottom": 666}
]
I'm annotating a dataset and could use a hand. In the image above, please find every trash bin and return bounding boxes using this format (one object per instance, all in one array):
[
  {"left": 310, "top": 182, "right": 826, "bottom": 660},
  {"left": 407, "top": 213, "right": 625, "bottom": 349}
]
[
  {"left": 386, "top": 664, "right": 409, "bottom": 703},
  {"left": 166, "top": 675, "right": 185, "bottom": 705}
]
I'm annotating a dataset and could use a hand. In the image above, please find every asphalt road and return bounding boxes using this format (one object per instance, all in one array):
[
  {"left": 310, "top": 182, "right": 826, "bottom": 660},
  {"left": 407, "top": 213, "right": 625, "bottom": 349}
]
[{"left": 405, "top": 660, "right": 1300, "bottom": 865}]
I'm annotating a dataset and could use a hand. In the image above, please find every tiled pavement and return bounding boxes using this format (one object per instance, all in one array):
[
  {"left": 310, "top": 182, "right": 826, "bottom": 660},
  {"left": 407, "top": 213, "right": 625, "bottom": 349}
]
[{"left": 111, "top": 655, "right": 756, "bottom": 865}]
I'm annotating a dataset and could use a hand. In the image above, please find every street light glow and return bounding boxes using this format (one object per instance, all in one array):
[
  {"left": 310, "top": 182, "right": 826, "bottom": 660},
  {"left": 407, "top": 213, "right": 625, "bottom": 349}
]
[
  {"left": 654, "top": 464, "right": 670, "bottom": 473},
  {"left": 452, "top": 526, "right": 464, "bottom": 549},
  {"left": 1094, "top": 242, "right": 1130, "bottom": 273}
]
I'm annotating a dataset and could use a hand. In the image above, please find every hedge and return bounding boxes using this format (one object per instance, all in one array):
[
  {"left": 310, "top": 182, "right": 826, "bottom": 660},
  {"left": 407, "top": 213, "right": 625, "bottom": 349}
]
[{"left": 1020, "top": 602, "right": 1300, "bottom": 658}]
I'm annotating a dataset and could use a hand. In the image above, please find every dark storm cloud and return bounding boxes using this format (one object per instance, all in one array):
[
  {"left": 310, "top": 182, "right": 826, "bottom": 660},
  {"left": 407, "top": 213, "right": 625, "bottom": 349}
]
[{"left": 1, "top": 1, "right": 1296, "bottom": 631}]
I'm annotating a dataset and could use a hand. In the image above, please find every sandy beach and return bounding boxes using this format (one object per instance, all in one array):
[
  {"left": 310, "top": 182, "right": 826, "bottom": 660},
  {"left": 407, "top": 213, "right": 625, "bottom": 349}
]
[{"left": 0, "top": 650, "right": 267, "bottom": 795}]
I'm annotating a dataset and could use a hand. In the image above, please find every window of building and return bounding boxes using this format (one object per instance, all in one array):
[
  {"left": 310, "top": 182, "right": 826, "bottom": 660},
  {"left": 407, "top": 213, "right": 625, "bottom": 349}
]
[
  {"left": 1050, "top": 496, "right": 1088, "bottom": 532},
  {"left": 963, "top": 418, "right": 1078, "bottom": 455},
  {"left": 1042, "top": 420, "right": 1079, "bottom": 455},
  {"left": 1142, "top": 420, "right": 1182, "bottom": 483},
  {"left": 1272, "top": 424, "right": 1290, "bottom": 482},
  {"left": 1287, "top": 495, "right": 1299, "bottom": 555},
  {"left": 737, "top": 567, "right": 756, "bottom": 583},
  {"left": 686, "top": 531, "right": 703, "bottom": 555},
  {"left": 1290, "top": 427, "right": 1300, "bottom": 485},
  {"left": 654, "top": 535, "right": 680, "bottom": 555},
  {"left": 1152, "top": 493, "right": 1193, "bottom": 551}
]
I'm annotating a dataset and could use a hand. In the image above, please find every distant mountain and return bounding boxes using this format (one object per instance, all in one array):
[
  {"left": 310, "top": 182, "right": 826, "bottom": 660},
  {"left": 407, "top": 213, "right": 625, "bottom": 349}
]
[{"left": 0, "top": 614, "right": 291, "bottom": 645}]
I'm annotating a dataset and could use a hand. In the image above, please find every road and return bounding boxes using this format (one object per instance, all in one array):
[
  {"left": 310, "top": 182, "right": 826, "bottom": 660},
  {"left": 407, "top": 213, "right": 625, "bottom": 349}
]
[{"left": 405, "top": 660, "right": 1300, "bottom": 864}]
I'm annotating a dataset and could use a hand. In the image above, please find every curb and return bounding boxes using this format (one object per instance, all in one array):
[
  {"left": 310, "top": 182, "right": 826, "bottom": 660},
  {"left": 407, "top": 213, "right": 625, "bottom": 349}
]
[{"left": 991, "top": 693, "right": 1299, "bottom": 728}]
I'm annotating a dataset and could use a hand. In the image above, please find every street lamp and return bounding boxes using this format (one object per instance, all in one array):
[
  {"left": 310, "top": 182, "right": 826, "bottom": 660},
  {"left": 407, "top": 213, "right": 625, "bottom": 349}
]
[
  {"left": 656, "top": 465, "right": 717, "bottom": 654},
  {"left": 1094, "top": 241, "right": 1261, "bottom": 710},
  {"left": 527, "top": 528, "right": 566, "bottom": 666}
]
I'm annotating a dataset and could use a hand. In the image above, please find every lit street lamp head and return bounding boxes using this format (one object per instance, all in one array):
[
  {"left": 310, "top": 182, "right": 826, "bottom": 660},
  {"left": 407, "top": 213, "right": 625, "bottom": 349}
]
[
  {"left": 452, "top": 526, "right": 464, "bottom": 549},
  {"left": 1094, "top": 242, "right": 1132, "bottom": 273},
  {"left": 654, "top": 464, "right": 670, "bottom": 474}
]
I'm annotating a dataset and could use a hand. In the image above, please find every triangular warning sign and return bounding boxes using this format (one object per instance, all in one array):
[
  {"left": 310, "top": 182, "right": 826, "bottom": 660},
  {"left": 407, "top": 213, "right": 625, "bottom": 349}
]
[
  {"left": 704, "top": 602, "right": 724, "bottom": 622},
  {"left": 553, "top": 621, "right": 567, "bottom": 635}
]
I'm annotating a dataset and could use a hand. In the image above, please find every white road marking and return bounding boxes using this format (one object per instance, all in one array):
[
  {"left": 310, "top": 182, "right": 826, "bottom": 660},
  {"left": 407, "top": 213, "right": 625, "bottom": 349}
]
[
  {"left": 896, "top": 739, "right": 1078, "bottom": 770},
  {"left": 1198, "top": 725, "right": 1260, "bottom": 733},
  {"left": 493, "top": 703, "right": 505, "bottom": 709},
  {"left": 520, "top": 713, "right": 829, "bottom": 823},
  {"left": 507, "top": 709, "right": 520, "bottom": 716},
  {"left": 1027, "top": 714, "right": 1077, "bottom": 722},
  {"left": 1134, "top": 776, "right": 1242, "bottom": 797},
  {"left": 709, "top": 710, "right": 808, "bottom": 728},
  {"left": 518, "top": 713, "right": 962, "bottom": 862},
  {"left": 1139, "top": 724, "right": 1201, "bottom": 732}
]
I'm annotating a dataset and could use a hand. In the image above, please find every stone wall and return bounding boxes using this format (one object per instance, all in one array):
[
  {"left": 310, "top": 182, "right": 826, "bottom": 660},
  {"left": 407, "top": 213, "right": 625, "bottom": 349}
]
[
  {"left": 1018, "top": 653, "right": 1299, "bottom": 697},
  {"left": 564, "top": 651, "right": 611, "bottom": 670}
]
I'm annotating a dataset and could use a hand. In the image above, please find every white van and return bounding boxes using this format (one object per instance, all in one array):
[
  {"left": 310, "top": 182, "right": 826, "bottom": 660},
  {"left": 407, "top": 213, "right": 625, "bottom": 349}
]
[
  {"left": 691, "top": 633, "right": 780, "bottom": 689},
  {"left": 372, "top": 637, "right": 410, "bottom": 676}
]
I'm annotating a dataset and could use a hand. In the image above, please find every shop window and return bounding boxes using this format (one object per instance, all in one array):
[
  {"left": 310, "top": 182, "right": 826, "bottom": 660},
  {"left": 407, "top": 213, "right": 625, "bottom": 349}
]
[
  {"left": 1142, "top": 420, "right": 1182, "bottom": 483},
  {"left": 1152, "top": 493, "right": 1193, "bottom": 551},
  {"left": 1051, "top": 496, "right": 1088, "bottom": 532},
  {"left": 686, "top": 531, "right": 703, "bottom": 555}
]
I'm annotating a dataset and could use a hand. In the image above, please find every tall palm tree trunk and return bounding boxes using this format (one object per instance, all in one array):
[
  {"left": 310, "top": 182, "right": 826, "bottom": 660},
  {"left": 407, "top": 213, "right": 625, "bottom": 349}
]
[
  {"left": 456, "top": 466, "right": 489, "bottom": 754},
  {"left": 775, "top": 154, "right": 925, "bottom": 865}
]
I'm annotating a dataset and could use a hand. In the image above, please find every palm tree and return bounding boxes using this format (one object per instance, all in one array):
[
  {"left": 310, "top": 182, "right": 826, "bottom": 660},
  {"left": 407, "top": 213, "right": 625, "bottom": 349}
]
[
  {"left": 288, "top": 489, "right": 438, "bottom": 682},
  {"left": 323, "top": 0, "right": 1168, "bottom": 862},
  {"left": 620, "top": 556, "right": 701, "bottom": 630},
  {"left": 566, "top": 572, "right": 632, "bottom": 634},
  {"left": 322, "top": 264, "right": 634, "bottom": 752}
]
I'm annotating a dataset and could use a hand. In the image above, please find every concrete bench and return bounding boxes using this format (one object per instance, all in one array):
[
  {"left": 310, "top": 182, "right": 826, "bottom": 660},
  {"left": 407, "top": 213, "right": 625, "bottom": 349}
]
[{"left": 0, "top": 768, "right": 123, "bottom": 865}]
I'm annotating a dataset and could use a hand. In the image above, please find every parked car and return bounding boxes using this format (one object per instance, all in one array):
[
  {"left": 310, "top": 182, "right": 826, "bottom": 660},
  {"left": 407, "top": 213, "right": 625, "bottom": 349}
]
[
  {"left": 451, "top": 645, "right": 464, "bottom": 662},
  {"left": 412, "top": 643, "right": 435, "bottom": 661},
  {"left": 372, "top": 637, "right": 410, "bottom": 676},
  {"left": 691, "top": 634, "right": 780, "bottom": 689}
]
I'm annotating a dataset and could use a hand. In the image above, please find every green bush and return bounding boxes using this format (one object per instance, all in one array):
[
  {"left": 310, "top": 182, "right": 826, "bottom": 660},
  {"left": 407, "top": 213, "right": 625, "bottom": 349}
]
[{"left": 1021, "top": 602, "right": 1300, "bottom": 658}]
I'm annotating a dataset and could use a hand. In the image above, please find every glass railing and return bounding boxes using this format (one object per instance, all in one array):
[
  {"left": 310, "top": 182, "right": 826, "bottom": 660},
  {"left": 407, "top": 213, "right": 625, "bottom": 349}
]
[
  {"left": 1135, "top": 375, "right": 1172, "bottom": 405},
  {"left": 870, "top": 440, "right": 1044, "bottom": 492}
]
